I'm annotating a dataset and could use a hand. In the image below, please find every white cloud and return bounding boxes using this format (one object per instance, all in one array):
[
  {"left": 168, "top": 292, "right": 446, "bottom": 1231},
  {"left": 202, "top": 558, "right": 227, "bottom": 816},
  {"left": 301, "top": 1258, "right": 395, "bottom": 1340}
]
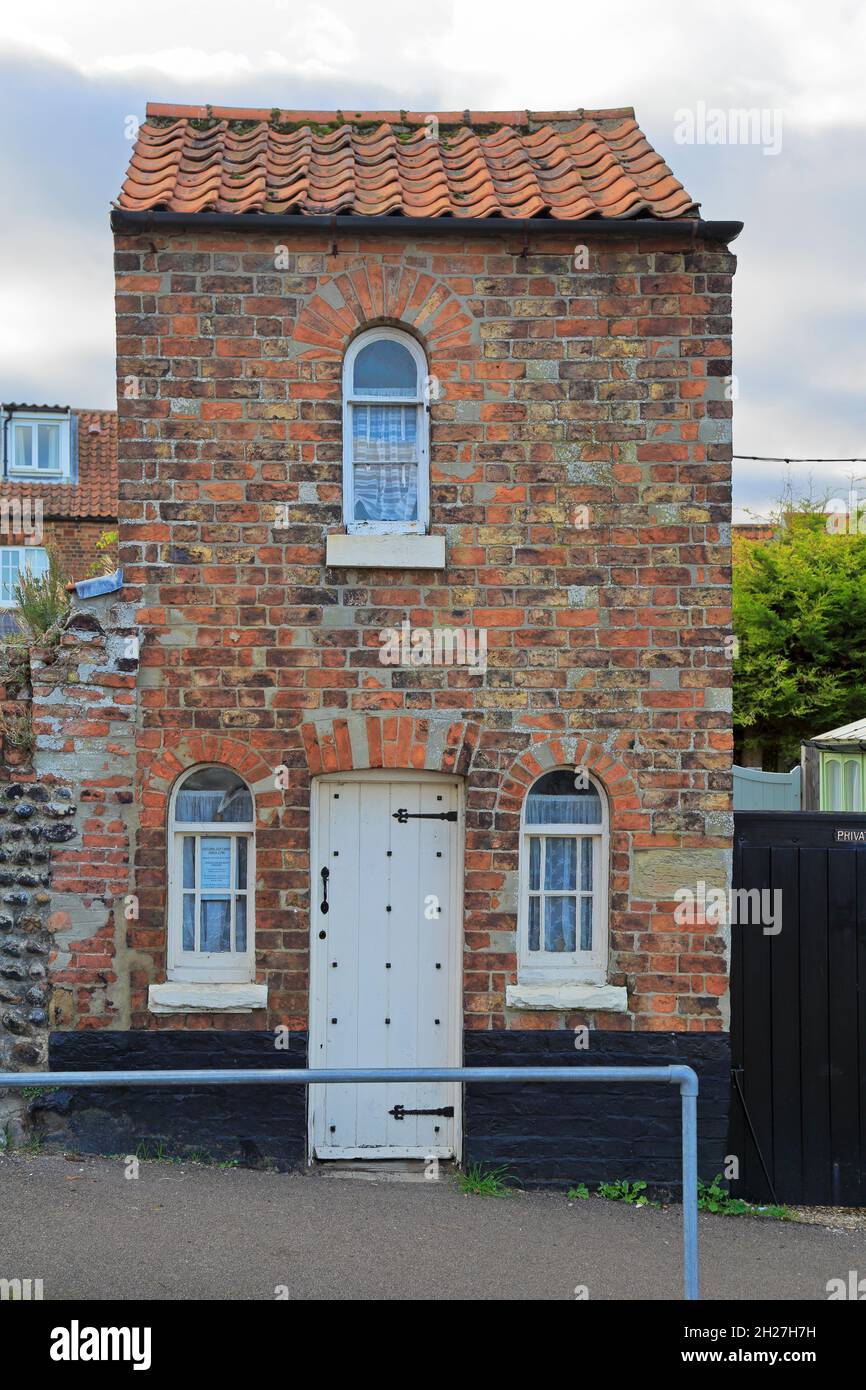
[
  {"left": 4, "top": 0, "right": 863, "bottom": 130},
  {"left": 0, "top": 223, "right": 114, "bottom": 404},
  {"left": 92, "top": 47, "right": 296, "bottom": 84}
]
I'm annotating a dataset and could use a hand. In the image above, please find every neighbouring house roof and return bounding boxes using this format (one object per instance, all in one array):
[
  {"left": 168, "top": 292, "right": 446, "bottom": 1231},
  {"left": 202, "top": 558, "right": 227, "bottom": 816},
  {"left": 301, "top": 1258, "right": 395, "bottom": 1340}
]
[
  {"left": 116, "top": 104, "right": 699, "bottom": 221},
  {"left": 733, "top": 523, "right": 778, "bottom": 542},
  {"left": 1, "top": 408, "right": 118, "bottom": 520},
  {"left": 807, "top": 717, "right": 866, "bottom": 748}
]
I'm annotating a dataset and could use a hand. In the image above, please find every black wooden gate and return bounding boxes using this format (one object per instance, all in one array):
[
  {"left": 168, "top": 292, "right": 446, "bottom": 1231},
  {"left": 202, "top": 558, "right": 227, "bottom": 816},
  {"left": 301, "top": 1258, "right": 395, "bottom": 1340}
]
[{"left": 731, "top": 812, "right": 866, "bottom": 1205}]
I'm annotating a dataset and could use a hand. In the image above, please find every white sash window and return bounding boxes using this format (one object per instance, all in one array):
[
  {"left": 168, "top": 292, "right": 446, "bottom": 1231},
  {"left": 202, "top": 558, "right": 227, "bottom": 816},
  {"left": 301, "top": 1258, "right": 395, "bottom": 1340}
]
[
  {"left": 168, "top": 766, "right": 255, "bottom": 983},
  {"left": 518, "top": 769, "right": 609, "bottom": 984},
  {"left": 342, "top": 328, "right": 429, "bottom": 534}
]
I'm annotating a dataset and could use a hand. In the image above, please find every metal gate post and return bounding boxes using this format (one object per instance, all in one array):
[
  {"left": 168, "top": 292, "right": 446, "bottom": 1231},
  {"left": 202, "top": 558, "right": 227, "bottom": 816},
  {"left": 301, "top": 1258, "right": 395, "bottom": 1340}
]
[{"left": 0, "top": 1063, "right": 700, "bottom": 1299}]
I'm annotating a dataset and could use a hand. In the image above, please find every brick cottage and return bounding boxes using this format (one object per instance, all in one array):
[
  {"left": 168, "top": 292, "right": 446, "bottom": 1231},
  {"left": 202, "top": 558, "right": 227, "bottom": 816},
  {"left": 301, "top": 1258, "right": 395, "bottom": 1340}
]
[{"left": 14, "top": 105, "right": 742, "bottom": 1184}]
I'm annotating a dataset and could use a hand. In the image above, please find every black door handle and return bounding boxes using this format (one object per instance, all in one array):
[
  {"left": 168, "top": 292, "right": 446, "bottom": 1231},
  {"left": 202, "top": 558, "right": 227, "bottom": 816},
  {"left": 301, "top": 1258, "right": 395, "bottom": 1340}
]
[{"left": 320, "top": 866, "right": 330, "bottom": 914}]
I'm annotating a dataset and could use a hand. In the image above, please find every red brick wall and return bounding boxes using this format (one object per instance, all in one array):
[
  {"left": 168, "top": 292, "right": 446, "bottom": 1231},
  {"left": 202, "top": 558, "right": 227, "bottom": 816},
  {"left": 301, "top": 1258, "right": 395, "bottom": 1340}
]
[
  {"left": 112, "top": 226, "right": 735, "bottom": 1035},
  {"left": 48, "top": 521, "right": 115, "bottom": 585}
]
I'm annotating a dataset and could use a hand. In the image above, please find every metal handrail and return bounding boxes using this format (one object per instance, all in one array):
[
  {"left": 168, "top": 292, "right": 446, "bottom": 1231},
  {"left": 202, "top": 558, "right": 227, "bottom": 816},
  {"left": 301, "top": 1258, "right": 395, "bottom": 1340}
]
[{"left": 0, "top": 1062, "right": 700, "bottom": 1299}]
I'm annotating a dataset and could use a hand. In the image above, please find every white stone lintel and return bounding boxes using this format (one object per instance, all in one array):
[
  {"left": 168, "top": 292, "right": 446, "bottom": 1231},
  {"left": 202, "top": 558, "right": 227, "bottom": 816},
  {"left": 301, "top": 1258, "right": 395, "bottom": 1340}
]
[
  {"left": 506, "top": 981, "right": 629, "bottom": 1012},
  {"left": 148, "top": 982, "right": 268, "bottom": 1014},
  {"left": 326, "top": 534, "right": 445, "bottom": 569}
]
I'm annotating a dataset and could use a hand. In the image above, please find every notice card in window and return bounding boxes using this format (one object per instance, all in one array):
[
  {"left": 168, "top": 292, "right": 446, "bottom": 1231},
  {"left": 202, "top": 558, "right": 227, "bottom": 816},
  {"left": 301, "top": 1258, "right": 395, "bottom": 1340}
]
[{"left": 200, "top": 838, "right": 231, "bottom": 891}]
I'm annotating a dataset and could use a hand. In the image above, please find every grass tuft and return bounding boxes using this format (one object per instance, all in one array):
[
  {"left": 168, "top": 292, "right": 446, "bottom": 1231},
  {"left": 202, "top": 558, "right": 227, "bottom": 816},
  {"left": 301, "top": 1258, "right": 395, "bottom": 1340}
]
[{"left": 457, "top": 1162, "right": 517, "bottom": 1197}]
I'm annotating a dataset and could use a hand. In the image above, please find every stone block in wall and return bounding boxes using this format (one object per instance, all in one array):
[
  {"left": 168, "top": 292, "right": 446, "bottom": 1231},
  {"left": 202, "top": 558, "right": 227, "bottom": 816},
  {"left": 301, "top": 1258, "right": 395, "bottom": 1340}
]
[{"left": 632, "top": 848, "right": 730, "bottom": 899}]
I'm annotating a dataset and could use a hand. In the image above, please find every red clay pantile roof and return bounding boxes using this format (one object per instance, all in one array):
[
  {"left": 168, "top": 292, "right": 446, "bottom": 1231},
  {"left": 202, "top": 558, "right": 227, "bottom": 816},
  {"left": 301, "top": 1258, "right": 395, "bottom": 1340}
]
[
  {"left": 1, "top": 409, "right": 117, "bottom": 520},
  {"left": 117, "top": 104, "right": 698, "bottom": 221}
]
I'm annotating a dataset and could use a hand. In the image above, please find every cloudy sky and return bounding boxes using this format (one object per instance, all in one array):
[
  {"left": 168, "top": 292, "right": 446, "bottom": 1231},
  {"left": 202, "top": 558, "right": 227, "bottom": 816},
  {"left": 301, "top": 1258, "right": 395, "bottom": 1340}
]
[{"left": 1, "top": 0, "right": 863, "bottom": 519}]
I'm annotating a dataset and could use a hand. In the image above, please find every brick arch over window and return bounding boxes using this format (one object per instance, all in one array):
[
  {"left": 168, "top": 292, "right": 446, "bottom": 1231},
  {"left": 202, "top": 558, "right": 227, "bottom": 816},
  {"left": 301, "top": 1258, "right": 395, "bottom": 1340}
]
[
  {"left": 138, "top": 734, "right": 282, "bottom": 830},
  {"left": 497, "top": 737, "right": 647, "bottom": 833},
  {"left": 292, "top": 266, "right": 477, "bottom": 358},
  {"left": 299, "top": 715, "right": 480, "bottom": 776}
]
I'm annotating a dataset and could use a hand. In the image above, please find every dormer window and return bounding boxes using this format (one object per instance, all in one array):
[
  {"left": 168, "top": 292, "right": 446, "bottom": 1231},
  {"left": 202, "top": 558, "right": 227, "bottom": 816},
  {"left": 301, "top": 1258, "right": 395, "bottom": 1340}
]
[{"left": 8, "top": 412, "right": 71, "bottom": 478}]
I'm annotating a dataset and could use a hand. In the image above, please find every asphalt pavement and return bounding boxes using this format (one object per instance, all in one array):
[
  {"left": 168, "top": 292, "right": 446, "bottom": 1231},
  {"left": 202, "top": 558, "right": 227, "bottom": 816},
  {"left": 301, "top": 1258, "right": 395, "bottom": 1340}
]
[{"left": 1, "top": 1152, "right": 863, "bottom": 1300}]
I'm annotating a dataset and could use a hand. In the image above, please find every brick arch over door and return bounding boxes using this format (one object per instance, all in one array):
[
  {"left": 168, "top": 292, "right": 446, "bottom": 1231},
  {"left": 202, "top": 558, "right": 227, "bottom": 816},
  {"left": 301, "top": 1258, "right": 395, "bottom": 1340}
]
[
  {"left": 299, "top": 715, "right": 480, "bottom": 776},
  {"left": 291, "top": 265, "right": 478, "bottom": 358}
]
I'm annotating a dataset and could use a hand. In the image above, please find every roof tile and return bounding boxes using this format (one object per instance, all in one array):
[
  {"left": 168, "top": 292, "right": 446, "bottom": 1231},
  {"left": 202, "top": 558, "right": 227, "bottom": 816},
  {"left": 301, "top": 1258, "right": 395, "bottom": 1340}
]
[{"left": 117, "top": 106, "right": 697, "bottom": 221}]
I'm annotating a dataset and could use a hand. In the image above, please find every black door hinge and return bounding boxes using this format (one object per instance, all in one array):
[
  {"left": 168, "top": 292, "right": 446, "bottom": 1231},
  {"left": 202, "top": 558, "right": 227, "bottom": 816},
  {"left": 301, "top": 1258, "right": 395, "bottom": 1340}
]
[
  {"left": 388, "top": 1104, "right": 455, "bottom": 1120},
  {"left": 392, "top": 809, "right": 457, "bottom": 823}
]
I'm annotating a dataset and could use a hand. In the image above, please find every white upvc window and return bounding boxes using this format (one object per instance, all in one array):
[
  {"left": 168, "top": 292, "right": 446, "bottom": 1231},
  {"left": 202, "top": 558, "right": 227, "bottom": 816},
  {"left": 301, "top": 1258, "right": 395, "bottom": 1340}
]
[
  {"left": 518, "top": 769, "right": 609, "bottom": 984},
  {"left": 167, "top": 766, "right": 256, "bottom": 984},
  {"left": 0, "top": 546, "right": 49, "bottom": 607},
  {"left": 342, "top": 327, "right": 430, "bottom": 535},
  {"left": 8, "top": 412, "right": 71, "bottom": 478}
]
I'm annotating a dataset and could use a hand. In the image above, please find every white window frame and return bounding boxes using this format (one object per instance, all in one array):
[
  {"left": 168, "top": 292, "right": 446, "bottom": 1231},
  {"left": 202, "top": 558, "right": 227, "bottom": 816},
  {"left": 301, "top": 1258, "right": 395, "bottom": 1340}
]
[
  {"left": 518, "top": 769, "right": 609, "bottom": 985},
  {"left": 0, "top": 546, "right": 49, "bottom": 607},
  {"left": 341, "top": 326, "right": 430, "bottom": 535},
  {"left": 7, "top": 412, "right": 71, "bottom": 479},
  {"left": 167, "top": 766, "right": 256, "bottom": 984}
]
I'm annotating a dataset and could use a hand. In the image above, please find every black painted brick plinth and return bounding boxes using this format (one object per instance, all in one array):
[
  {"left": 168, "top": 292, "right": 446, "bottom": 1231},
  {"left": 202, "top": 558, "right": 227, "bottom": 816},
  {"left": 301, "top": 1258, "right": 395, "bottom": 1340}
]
[
  {"left": 39, "top": 1031, "right": 309, "bottom": 1171},
  {"left": 463, "top": 1031, "right": 731, "bottom": 1193},
  {"left": 37, "top": 1028, "right": 730, "bottom": 1187}
]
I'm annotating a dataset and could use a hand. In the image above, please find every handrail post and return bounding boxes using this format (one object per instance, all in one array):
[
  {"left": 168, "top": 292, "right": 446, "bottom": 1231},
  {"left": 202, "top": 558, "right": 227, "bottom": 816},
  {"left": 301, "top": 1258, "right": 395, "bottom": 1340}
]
[{"left": 671, "top": 1064, "right": 700, "bottom": 1301}]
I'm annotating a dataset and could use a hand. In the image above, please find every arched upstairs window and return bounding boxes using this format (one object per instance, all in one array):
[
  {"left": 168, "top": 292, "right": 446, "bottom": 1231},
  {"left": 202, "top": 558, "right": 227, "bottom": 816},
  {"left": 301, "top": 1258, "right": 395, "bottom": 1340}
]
[
  {"left": 168, "top": 767, "right": 255, "bottom": 983},
  {"left": 342, "top": 327, "right": 429, "bottom": 534},
  {"left": 518, "top": 769, "right": 609, "bottom": 984}
]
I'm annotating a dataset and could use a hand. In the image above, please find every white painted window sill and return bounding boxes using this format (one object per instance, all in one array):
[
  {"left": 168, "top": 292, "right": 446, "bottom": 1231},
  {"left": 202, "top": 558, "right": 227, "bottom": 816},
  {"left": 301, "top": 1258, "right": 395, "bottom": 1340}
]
[
  {"left": 148, "top": 982, "right": 268, "bottom": 1014},
  {"left": 326, "top": 533, "right": 445, "bottom": 569},
  {"left": 506, "top": 982, "right": 629, "bottom": 1012}
]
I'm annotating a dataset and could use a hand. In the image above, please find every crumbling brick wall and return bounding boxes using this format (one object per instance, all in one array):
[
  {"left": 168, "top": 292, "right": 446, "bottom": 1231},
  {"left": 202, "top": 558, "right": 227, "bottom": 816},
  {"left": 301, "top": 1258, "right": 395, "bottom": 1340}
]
[{"left": 0, "top": 592, "right": 137, "bottom": 1133}]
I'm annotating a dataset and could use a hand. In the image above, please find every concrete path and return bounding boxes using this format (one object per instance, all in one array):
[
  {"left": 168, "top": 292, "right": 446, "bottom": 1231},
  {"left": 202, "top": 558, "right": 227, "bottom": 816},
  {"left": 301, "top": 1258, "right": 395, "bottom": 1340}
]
[{"left": 1, "top": 1153, "right": 863, "bottom": 1300}]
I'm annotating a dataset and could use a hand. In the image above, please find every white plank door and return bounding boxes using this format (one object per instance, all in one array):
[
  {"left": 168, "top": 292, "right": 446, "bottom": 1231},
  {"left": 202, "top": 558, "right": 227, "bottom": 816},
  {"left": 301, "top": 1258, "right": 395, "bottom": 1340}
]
[{"left": 309, "top": 773, "right": 462, "bottom": 1159}]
